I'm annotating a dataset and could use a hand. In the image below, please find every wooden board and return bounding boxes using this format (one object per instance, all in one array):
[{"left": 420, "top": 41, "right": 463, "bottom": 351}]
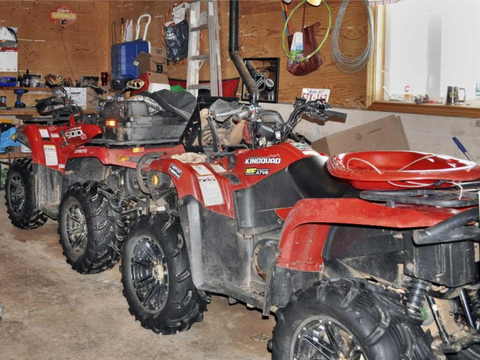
[
  {"left": 108, "top": 0, "right": 370, "bottom": 107},
  {"left": 0, "top": 108, "right": 98, "bottom": 117},
  {"left": 0, "top": 1, "right": 109, "bottom": 81}
]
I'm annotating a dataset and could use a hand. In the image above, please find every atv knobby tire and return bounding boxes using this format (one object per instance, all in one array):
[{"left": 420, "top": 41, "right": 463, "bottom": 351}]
[
  {"left": 58, "top": 181, "right": 124, "bottom": 274},
  {"left": 447, "top": 345, "right": 480, "bottom": 359},
  {"left": 272, "top": 278, "right": 436, "bottom": 360},
  {"left": 5, "top": 158, "right": 48, "bottom": 229},
  {"left": 121, "top": 213, "right": 207, "bottom": 335}
]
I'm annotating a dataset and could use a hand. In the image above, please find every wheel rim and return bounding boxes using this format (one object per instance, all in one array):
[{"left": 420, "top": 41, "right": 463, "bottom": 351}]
[
  {"left": 292, "top": 316, "right": 367, "bottom": 360},
  {"left": 130, "top": 237, "right": 169, "bottom": 313},
  {"left": 8, "top": 174, "right": 25, "bottom": 216},
  {"left": 65, "top": 202, "right": 88, "bottom": 257}
]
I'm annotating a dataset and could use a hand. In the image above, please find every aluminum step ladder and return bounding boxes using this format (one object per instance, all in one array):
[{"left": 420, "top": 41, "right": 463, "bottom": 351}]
[{"left": 187, "top": 0, "right": 223, "bottom": 97}]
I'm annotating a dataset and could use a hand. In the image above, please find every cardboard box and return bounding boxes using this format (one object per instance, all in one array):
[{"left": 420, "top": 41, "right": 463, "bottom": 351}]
[
  {"left": 312, "top": 115, "right": 409, "bottom": 155},
  {"left": 133, "top": 47, "right": 167, "bottom": 75},
  {"left": 64, "top": 87, "right": 100, "bottom": 110},
  {"left": 138, "top": 72, "right": 170, "bottom": 93}
]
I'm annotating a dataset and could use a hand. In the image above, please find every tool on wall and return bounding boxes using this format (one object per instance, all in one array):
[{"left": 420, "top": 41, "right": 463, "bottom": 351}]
[
  {"left": 187, "top": 0, "right": 223, "bottom": 97},
  {"left": 282, "top": 0, "right": 331, "bottom": 76},
  {"left": 280, "top": 0, "right": 292, "bottom": 37},
  {"left": 120, "top": 18, "right": 125, "bottom": 43},
  {"left": 14, "top": 89, "right": 28, "bottom": 108},
  {"left": 331, "top": 0, "right": 374, "bottom": 73},
  {"left": 125, "top": 19, "right": 134, "bottom": 42},
  {"left": 111, "top": 21, "right": 117, "bottom": 46}
]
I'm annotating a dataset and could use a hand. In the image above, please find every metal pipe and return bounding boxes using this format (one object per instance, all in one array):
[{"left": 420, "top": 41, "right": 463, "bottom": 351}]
[
  {"left": 229, "top": 0, "right": 259, "bottom": 104},
  {"left": 228, "top": 0, "right": 239, "bottom": 53}
]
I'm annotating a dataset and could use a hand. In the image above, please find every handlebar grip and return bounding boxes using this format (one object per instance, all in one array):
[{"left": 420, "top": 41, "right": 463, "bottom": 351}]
[
  {"left": 453, "top": 137, "right": 467, "bottom": 153},
  {"left": 326, "top": 110, "right": 347, "bottom": 119},
  {"left": 237, "top": 107, "right": 252, "bottom": 120}
]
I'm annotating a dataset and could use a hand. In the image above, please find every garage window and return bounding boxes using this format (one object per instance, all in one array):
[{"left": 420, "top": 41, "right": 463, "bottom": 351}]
[
  {"left": 384, "top": 0, "right": 480, "bottom": 102},
  {"left": 368, "top": 0, "right": 480, "bottom": 117}
]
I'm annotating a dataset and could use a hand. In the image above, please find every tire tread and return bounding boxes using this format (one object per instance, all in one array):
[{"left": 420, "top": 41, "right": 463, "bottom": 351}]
[
  {"left": 4, "top": 158, "right": 48, "bottom": 229},
  {"left": 58, "top": 181, "right": 124, "bottom": 274}
]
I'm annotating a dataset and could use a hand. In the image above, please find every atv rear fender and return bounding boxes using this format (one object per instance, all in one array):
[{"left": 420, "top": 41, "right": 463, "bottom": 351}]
[{"left": 276, "top": 198, "right": 461, "bottom": 272}]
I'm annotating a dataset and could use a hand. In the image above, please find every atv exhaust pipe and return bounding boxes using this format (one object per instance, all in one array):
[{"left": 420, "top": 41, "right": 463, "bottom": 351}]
[{"left": 229, "top": 0, "right": 259, "bottom": 104}]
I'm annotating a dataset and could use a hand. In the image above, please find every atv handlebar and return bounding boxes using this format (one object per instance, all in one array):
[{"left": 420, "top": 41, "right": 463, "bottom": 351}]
[
  {"left": 210, "top": 97, "right": 347, "bottom": 149},
  {"left": 279, "top": 98, "right": 346, "bottom": 143}
]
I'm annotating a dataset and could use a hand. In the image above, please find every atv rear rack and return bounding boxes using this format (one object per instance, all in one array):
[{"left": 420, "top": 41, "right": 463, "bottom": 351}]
[{"left": 360, "top": 187, "right": 480, "bottom": 208}]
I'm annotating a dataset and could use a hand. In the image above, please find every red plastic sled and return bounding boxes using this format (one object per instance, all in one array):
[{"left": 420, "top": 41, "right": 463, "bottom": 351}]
[{"left": 327, "top": 151, "right": 480, "bottom": 190}]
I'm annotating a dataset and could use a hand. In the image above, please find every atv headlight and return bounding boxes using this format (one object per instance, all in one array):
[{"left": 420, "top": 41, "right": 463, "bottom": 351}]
[
  {"left": 148, "top": 172, "right": 164, "bottom": 188},
  {"left": 105, "top": 118, "right": 117, "bottom": 127},
  {"left": 151, "top": 174, "right": 160, "bottom": 186}
]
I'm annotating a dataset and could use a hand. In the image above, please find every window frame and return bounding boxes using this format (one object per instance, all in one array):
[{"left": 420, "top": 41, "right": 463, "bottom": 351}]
[{"left": 366, "top": 5, "right": 480, "bottom": 118}]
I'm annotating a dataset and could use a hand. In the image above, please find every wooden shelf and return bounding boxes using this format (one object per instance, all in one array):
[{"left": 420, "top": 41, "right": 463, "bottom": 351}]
[
  {"left": 0, "top": 87, "right": 52, "bottom": 91},
  {"left": 0, "top": 152, "right": 31, "bottom": 159},
  {"left": 367, "top": 101, "right": 480, "bottom": 118},
  {"left": 0, "top": 108, "right": 98, "bottom": 117}
]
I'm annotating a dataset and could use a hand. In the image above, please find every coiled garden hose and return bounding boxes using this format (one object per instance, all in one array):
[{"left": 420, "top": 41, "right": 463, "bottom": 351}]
[
  {"left": 331, "top": 0, "right": 374, "bottom": 73},
  {"left": 282, "top": 0, "right": 332, "bottom": 63}
]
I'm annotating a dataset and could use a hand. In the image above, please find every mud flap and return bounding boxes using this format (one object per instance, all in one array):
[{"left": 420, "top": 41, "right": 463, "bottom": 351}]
[{"left": 34, "top": 164, "right": 63, "bottom": 219}]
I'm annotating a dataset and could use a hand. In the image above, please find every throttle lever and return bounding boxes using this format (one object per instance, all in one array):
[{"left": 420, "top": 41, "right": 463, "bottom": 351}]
[{"left": 59, "top": 130, "right": 71, "bottom": 147}]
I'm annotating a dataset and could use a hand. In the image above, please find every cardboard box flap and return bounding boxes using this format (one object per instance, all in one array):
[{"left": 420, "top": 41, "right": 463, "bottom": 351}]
[
  {"left": 133, "top": 49, "right": 167, "bottom": 75},
  {"left": 312, "top": 115, "right": 410, "bottom": 156}
]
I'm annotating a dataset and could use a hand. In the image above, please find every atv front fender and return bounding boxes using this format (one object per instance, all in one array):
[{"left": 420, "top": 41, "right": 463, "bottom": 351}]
[{"left": 276, "top": 198, "right": 460, "bottom": 272}]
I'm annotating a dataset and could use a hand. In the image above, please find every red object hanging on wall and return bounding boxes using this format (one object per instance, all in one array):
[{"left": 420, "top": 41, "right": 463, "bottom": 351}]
[{"left": 50, "top": 6, "right": 77, "bottom": 27}]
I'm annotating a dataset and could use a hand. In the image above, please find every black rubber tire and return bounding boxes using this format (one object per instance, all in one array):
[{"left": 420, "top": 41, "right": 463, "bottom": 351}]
[
  {"left": 58, "top": 181, "right": 124, "bottom": 274},
  {"left": 272, "top": 278, "right": 436, "bottom": 360},
  {"left": 121, "top": 213, "right": 207, "bottom": 335},
  {"left": 447, "top": 345, "right": 480, "bottom": 359},
  {"left": 4, "top": 158, "right": 48, "bottom": 229}
]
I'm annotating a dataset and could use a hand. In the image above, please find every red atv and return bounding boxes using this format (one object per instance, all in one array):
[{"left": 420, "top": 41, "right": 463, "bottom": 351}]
[
  {"left": 4, "top": 75, "right": 196, "bottom": 274},
  {"left": 119, "top": 97, "right": 480, "bottom": 359}
]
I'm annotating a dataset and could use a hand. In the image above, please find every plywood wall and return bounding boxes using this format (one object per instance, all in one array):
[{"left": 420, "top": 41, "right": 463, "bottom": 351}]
[
  {"left": 109, "top": 0, "right": 370, "bottom": 107},
  {"left": 0, "top": 0, "right": 109, "bottom": 80},
  {"left": 0, "top": 0, "right": 370, "bottom": 108}
]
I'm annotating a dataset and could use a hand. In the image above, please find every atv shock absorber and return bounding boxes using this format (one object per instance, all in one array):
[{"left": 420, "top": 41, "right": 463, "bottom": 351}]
[
  {"left": 462, "top": 286, "right": 480, "bottom": 331},
  {"left": 405, "top": 279, "right": 430, "bottom": 321},
  {"left": 465, "top": 287, "right": 480, "bottom": 321}
]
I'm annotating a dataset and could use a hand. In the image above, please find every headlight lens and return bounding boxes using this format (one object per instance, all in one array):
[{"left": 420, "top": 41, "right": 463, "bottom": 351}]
[{"left": 151, "top": 174, "right": 160, "bottom": 186}]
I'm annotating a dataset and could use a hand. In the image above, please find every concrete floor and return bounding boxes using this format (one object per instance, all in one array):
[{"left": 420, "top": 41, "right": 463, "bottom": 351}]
[{"left": 0, "top": 194, "right": 275, "bottom": 360}]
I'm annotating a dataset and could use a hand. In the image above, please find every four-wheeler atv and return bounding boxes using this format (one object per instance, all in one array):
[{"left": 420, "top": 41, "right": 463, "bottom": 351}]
[
  {"left": 119, "top": 97, "right": 480, "bottom": 359},
  {"left": 4, "top": 75, "right": 197, "bottom": 274}
]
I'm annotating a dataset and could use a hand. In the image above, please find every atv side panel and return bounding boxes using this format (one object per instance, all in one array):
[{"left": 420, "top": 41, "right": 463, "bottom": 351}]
[{"left": 178, "top": 196, "right": 264, "bottom": 308}]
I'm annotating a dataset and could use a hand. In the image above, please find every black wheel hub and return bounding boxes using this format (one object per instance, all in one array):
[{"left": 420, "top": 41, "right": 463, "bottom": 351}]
[
  {"left": 293, "top": 317, "right": 366, "bottom": 360},
  {"left": 131, "top": 237, "right": 169, "bottom": 313},
  {"left": 65, "top": 202, "right": 88, "bottom": 256},
  {"left": 8, "top": 174, "right": 25, "bottom": 216}
]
